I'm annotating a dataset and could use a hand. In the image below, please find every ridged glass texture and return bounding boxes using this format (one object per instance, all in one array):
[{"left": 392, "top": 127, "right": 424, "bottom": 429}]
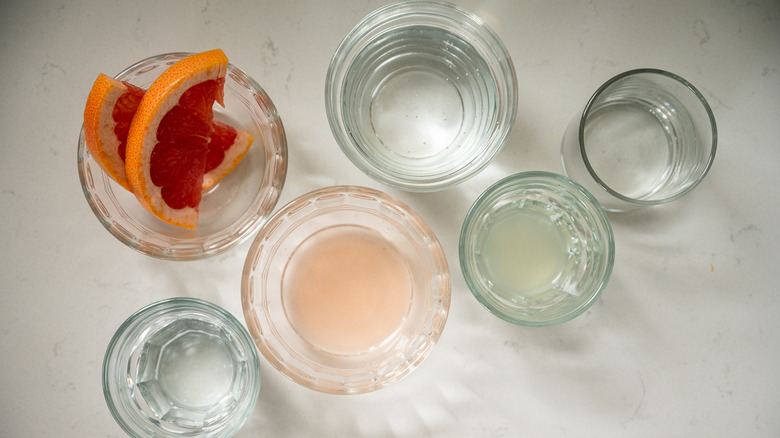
[
  {"left": 460, "top": 172, "right": 614, "bottom": 327},
  {"left": 326, "top": 1, "right": 517, "bottom": 191}
]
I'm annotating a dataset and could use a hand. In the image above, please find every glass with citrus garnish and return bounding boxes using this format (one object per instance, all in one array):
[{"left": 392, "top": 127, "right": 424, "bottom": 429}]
[{"left": 78, "top": 52, "right": 287, "bottom": 260}]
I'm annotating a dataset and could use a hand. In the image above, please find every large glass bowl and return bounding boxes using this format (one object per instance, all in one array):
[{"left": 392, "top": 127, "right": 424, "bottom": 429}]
[
  {"left": 326, "top": 1, "right": 517, "bottom": 192},
  {"left": 78, "top": 52, "right": 287, "bottom": 260},
  {"left": 242, "top": 186, "right": 450, "bottom": 394}
]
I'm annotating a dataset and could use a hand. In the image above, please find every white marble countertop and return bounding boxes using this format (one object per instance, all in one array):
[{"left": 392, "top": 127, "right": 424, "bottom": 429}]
[{"left": 1, "top": 0, "right": 778, "bottom": 436}]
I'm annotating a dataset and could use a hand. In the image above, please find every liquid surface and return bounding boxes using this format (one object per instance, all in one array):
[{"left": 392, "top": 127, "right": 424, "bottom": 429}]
[
  {"left": 343, "top": 25, "right": 495, "bottom": 170},
  {"left": 135, "top": 319, "right": 245, "bottom": 426},
  {"left": 584, "top": 101, "right": 673, "bottom": 199},
  {"left": 371, "top": 66, "right": 463, "bottom": 158},
  {"left": 479, "top": 205, "right": 569, "bottom": 300},
  {"left": 282, "top": 226, "right": 412, "bottom": 355}
]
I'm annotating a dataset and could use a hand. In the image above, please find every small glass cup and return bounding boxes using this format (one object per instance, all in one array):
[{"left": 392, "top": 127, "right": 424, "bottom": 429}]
[
  {"left": 242, "top": 186, "right": 450, "bottom": 394},
  {"left": 326, "top": 1, "right": 517, "bottom": 192},
  {"left": 78, "top": 52, "right": 287, "bottom": 260},
  {"left": 561, "top": 69, "right": 717, "bottom": 212},
  {"left": 460, "top": 172, "right": 614, "bottom": 327},
  {"left": 103, "top": 298, "right": 261, "bottom": 438}
]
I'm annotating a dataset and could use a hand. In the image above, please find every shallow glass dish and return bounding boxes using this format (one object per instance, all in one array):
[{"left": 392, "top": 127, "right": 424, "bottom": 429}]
[
  {"left": 103, "top": 298, "right": 261, "bottom": 438},
  {"left": 242, "top": 186, "right": 450, "bottom": 394},
  {"left": 460, "top": 172, "right": 615, "bottom": 327},
  {"left": 326, "top": 1, "right": 517, "bottom": 191},
  {"left": 78, "top": 52, "right": 287, "bottom": 260}
]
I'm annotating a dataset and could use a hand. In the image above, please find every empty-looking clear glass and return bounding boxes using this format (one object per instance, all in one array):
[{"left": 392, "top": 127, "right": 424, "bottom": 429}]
[
  {"left": 103, "top": 298, "right": 261, "bottom": 437},
  {"left": 561, "top": 69, "right": 716, "bottom": 212},
  {"left": 326, "top": 1, "right": 517, "bottom": 191}
]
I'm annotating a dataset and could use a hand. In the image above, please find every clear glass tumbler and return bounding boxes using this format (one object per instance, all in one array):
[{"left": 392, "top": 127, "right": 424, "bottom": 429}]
[
  {"left": 103, "top": 298, "right": 261, "bottom": 437},
  {"left": 561, "top": 69, "right": 717, "bottom": 212},
  {"left": 460, "top": 172, "right": 614, "bottom": 327},
  {"left": 326, "top": 1, "right": 517, "bottom": 191}
]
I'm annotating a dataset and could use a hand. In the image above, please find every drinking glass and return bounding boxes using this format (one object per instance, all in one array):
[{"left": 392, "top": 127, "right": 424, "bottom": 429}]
[
  {"left": 460, "top": 172, "right": 614, "bottom": 326},
  {"left": 326, "top": 1, "right": 517, "bottom": 191},
  {"left": 561, "top": 69, "right": 717, "bottom": 212},
  {"left": 103, "top": 298, "right": 261, "bottom": 437},
  {"left": 242, "top": 186, "right": 450, "bottom": 394}
]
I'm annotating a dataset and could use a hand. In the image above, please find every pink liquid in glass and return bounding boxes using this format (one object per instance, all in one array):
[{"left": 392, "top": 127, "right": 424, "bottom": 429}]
[{"left": 282, "top": 225, "right": 412, "bottom": 355}]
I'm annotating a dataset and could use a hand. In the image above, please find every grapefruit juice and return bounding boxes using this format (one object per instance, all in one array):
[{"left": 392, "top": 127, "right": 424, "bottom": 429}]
[{"left": 281, "top": 226, "right": 413, "bottom": 355}]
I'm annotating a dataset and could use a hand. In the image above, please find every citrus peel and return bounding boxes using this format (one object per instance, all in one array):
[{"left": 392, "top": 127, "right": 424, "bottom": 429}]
[
  {"left": 84, "top": 49, "right": 254, "bottom": 229},
  {"left": 83, "top": 73, "right": 144, "bottom": 191}
]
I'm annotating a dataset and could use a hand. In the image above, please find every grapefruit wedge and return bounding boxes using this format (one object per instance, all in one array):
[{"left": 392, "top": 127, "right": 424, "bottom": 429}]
[
  {"left": 83, "top": 65, "right": 253, "bottom": 200},
  {"left": 83, "top": 73, "right": 145, "bottom": 191},
  {"left": 202, "top": 119, "right": 253, "bottom": 189},
  {"left": 124, "top": 49, "right": 248, "bottom": 229}
]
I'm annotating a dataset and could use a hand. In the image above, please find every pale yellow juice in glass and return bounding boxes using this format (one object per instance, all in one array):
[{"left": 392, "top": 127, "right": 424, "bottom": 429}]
[{"left": 479, "top": 206, "right": 570, "bottom": 301}]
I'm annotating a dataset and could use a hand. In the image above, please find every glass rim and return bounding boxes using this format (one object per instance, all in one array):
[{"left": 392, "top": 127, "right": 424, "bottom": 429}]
[
  {"left": 102, "top": 297, "right": 261, "bottom": 437},
  {"left": 459, "top": 171, "right": 615, "bottom": 327},
  {"left": 324, "top": 0, "right": 518, "bottom": 192},
  {"left": 241, "top": 185, "right": 451, "bottom": 394},
  {"left": 578, "top": 68, "right": 718, "bottom": 206},
  {"left": 77, "top": 52, "right": 288, "bottom": 260}
]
